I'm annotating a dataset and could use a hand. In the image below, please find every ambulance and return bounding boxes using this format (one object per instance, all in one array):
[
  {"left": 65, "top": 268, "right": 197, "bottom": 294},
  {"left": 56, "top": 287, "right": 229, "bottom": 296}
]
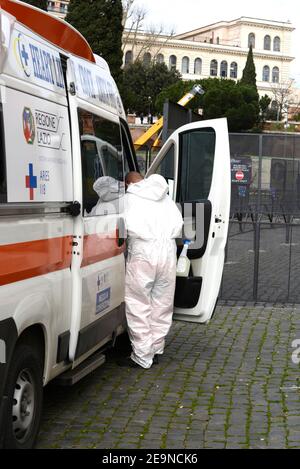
[{"left": 0, "top": 0, "right": 230, "bottom": 448}]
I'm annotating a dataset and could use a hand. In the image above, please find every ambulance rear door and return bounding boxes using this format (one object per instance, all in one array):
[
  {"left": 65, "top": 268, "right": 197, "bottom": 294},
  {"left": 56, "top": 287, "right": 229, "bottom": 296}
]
[{"left": 147, "top": 118, "right": 230, "bottom": 323}]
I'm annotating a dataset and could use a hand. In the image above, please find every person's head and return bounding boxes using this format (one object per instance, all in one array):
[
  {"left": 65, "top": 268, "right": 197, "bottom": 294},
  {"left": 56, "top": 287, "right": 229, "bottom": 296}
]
[{"left": 125, "top": 172, "right": 143, "bottom": 190}]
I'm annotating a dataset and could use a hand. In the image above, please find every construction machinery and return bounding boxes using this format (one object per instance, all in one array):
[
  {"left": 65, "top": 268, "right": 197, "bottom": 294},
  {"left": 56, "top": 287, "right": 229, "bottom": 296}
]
[{"left": 134, "top": 84, "right": 205, "bottom": 148}]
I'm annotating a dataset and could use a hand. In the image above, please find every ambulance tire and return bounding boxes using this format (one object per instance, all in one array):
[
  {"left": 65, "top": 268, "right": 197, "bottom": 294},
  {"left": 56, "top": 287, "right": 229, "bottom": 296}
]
[{"left": 3, "top": 344, "right": 43, "bottom": 449}]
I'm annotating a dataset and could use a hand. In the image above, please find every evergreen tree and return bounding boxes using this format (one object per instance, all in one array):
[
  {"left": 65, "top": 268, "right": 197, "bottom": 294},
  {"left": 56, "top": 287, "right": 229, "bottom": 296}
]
[
  {"left": 156, "top": 78, "right": 260, "bottom": 132},
  {"left": 22, "top": 0, "right": 48, "bottom": 10},
  {"left": 66, "top": 0, "right": 123, "bottom": 84},
  {"left": 240, "top": 45, "right": 257, "bottom": 90},
  {"left": 121, "top": 62, "right": 181, "bottom": 115}
]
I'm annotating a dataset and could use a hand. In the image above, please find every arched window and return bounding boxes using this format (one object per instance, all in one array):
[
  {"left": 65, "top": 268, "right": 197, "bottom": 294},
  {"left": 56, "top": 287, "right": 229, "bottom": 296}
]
[
  {"left": 194, "top": 58, "right": 202, "bottom": 75},
  {"left": 156, "top": 53, "right": 164, "bottom": 64},
  {"left": 272, "top": 66, "right": 279, "bottom": 83},
  {"left": 273, "top": 36, "right": 281, "bottom": 52},
  {"left": 248, "top": 33, "right": 255, "bottom": 48},
  {"left": 210, "top": 59, "right": 218, "bottom": 76},
  {"left": 169, "top": 55, "right": 177, "bottom": 71},
  {"left": 143, "top": 52, "right": 151, "bottom": 67},
  {"left": 263, "top": 65, "right": 270, "bottom": 82},
  {"left": 264, "top": 35, "right": 271, "bottom": 50},
  {"left": 220, "top": 61, "right": 228, "bottom": 78},
  {"left": 124, "top": 50, "right": 133, "bottom": 66},
  {"left": 230, "top": 62, "right": 238, "bottom": 79},
  {"left": 181, "top": 56, "right": 190, "bottom": 74}
]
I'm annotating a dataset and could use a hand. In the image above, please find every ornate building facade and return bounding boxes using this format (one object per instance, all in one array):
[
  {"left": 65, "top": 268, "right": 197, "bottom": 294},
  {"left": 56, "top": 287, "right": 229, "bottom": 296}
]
[
  {"left": 47, "top": 0, "right": 69, "bottom": 19},
  {"left": 123, "top": 17, "right": 295, "bottom": 100}
]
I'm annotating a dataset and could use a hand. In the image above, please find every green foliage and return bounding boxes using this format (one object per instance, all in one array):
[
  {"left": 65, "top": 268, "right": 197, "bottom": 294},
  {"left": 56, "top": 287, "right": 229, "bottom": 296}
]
[
  {"left": 259, "top": 94, "right": 271, "bottom": 123},
  {"left": 240, "top": 45, "right": 257, "bottom": 90},
  {"left": 66, "top": 0, "right": 123, "bottom": 84},
  {"left": 293, "top": 112, "right": 300, "bottom": 122},
  {"left": 22, "top": 0, "right": 48, "bottom": 10},
  {"left": 156, "top": 78, "right": 260, "bottom": 132},
  {"left": 121, "top": 62, "right": 181, "bottom": 115}
]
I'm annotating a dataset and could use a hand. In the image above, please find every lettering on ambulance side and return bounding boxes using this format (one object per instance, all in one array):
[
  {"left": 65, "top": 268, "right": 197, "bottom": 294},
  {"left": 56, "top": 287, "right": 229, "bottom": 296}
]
[
  {"left": 70, "top": 58, "right": 123, "bottom": 115},
  {"left": 96, "top": 270, "right": 111, "bottom": 315},
  {"left": 12, "top": 29, "right": 65, "bottom": 91}
]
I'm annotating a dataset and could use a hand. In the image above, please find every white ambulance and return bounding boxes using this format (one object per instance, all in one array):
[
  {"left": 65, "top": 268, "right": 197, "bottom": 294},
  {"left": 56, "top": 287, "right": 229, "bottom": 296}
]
[{"left": 0, "top": 0, "right": 230, "bottom": 449}]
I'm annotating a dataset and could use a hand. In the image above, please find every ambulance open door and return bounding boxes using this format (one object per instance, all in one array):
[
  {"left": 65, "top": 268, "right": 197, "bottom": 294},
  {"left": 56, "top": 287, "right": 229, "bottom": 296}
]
[{"left": 147, "top": 118, "right": 231, "bottom": 323}]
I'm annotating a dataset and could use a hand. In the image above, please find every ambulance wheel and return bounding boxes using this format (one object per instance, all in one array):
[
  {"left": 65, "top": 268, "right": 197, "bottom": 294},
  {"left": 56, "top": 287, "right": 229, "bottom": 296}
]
[{"left": 3, "top": 344, "right": 43, "bottom": 449}]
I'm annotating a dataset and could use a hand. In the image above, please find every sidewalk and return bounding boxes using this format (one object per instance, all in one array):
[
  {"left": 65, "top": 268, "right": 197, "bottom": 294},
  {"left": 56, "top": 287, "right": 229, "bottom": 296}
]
[{"left": 37, "top": 304, "right": 300, "bottom": 449}]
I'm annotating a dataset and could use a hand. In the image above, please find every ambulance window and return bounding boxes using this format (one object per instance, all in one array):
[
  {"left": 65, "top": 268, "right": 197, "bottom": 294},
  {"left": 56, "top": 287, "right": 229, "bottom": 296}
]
[
  {"left": 120, "top": 119, "right": 138, "bottom": 174},
  {"left": 78, "top": 109, "right": 124, "bottom": 215},
  {"left": 178, "top": 128, "right": 215, "bottom": 201},
  {"left": 0, "top": 104, "right": 6, "bottom": 203},
  {"left": 153, "top": 145, "right": 175, "bottom": 198}
]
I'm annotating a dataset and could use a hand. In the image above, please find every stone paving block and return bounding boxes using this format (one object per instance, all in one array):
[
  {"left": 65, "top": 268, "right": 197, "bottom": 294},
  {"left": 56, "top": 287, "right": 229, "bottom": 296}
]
[{"left": 37, "top": 304, "right": 300, "bottom": 450}]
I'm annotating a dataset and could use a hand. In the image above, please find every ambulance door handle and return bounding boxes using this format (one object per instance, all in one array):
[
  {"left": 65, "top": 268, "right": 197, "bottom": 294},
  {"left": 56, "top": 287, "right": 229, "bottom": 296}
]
[
  {"left": 117, "top": 218, "right": 126, "bottom": 247},
  {"left": 215, "top": 217, "right": 222, "bottom": 224},
  {"left": 68, "top": 201, "right": 81, "bottom": 217}
]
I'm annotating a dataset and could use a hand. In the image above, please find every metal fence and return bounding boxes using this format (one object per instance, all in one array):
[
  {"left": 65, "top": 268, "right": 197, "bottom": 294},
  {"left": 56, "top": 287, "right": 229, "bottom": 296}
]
[
  {"left": 137, "top": 132, "right": 300, "bottom": 304},
  {"left": 222, "top": 133, "right": 300, "bottom": 303}
]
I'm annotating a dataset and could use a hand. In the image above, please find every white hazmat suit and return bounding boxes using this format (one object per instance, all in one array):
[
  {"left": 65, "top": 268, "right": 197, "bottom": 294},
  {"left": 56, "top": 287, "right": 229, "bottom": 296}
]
[{"left": 125, "top": 174, "right": 183, "bottom": 368}]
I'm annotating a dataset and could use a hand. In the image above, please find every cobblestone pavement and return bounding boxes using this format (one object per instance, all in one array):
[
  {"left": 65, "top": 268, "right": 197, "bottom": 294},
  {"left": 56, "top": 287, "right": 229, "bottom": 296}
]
[{"left": 37, "top": 304, "right": 300, "bottom": 449}]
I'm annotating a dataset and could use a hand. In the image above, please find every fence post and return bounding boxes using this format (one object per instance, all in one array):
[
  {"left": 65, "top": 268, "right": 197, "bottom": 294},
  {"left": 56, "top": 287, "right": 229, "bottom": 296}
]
[{"left": 253, "top": 135, "right": 263, "bottom": 301}]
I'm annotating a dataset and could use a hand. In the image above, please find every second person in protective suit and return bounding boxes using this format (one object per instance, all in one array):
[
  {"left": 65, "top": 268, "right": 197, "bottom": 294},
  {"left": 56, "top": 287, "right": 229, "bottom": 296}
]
[{"left": 118, "top": 172, "right": 183, "bottom": 369}]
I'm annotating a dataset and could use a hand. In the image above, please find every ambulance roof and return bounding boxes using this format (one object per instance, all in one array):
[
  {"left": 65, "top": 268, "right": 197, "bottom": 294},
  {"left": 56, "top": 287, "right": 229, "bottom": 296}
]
[{"left": 0, "top": 0, "right": 95, "bottom": 63}]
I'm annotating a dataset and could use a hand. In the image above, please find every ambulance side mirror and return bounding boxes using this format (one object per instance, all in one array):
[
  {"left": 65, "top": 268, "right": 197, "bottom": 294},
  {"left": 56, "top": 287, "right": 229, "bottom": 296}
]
[{"left": 67, "top": 201, "right": 81, "bottom": 217}]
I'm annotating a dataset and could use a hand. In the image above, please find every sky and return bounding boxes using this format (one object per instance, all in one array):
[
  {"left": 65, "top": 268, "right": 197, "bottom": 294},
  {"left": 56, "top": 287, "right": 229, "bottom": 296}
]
[{"left": 132, "top": 0, "right": 300, "bottom": 87}]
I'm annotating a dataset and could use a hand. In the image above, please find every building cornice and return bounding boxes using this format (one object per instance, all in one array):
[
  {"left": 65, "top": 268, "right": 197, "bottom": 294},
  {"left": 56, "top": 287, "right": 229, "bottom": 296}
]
[
  {"left": 174, "top": 16, "right": 294, "bottom": 39},
  {"left": 126, "top": 36, "right": 294, "bottom": 62}
]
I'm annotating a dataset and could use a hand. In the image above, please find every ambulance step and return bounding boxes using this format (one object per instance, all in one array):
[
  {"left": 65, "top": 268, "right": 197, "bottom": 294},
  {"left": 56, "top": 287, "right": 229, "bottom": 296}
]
[{"left": 55, "top": 351, "right": 106, "bottom": 386}]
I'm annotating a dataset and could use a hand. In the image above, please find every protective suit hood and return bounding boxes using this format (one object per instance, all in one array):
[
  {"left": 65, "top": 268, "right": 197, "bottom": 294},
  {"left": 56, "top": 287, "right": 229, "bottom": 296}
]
[
  {"left": 127, "top": 174, "right": 169, "bottom": 201},
  {"left": 93, "top": 176, "right": 122, "bottom": 202}
]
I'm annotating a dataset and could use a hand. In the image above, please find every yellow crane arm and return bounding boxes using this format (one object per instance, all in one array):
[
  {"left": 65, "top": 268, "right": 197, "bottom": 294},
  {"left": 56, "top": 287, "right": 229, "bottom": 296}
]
[{"left": 134, "top": 84, "right": 204, "bottom": 147}]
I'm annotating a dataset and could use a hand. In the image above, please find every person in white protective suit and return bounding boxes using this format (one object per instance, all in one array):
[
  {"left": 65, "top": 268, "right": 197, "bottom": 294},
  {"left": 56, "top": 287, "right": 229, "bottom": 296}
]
[
  {"left": 118, "top": 172, "right": 183, "bottom": 369},
  {"left": 87, "top": 176, "right": 124, "bottom": 217}
]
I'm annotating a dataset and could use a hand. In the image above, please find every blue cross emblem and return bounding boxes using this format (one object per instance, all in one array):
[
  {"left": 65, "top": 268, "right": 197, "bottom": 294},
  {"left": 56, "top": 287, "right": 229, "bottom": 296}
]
[
  {"left": 21, "top": 44, "right": 29, "bottom": 67},
  {"left": 25, "top": 164, "right": 37, "bottom": 201}
]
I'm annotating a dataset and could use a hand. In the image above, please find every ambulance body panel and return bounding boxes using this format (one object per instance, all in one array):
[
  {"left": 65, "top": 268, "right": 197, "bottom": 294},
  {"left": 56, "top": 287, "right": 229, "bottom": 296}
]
[{"left": 0, "top": 4, "right": 138, "bottom": 448}]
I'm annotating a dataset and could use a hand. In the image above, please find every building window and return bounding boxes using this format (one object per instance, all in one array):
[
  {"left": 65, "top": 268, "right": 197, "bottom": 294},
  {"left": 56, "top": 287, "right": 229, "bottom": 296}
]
[
  {"left": 273, "top": 36, "right": 281, "bottom": 52},
  {"left": 194, "top": 58, "right": 202, "bottom": 75},
  {"left": 248, "top": 33, "right": 255, "bottom": 48},
  {"left": 263, "top": 65, "right": 270, "bottom": 82},
  {"left": 230, "top": 62, "right": 238, "bottom": 79},
  {"left": 124, "top": 50, "right": 133, "bottom": 66},
  {"left": 156, "top": 53, "right": 164, "bottom": 64},
  {"left": 264, "top": 35, "right": 271, "bottom": 50},
  {"left": 169, "top": 55, "right": 177, "bottom": 71},
  {"left": 272, "top": 67, "right": 279, "bottom": 83},
  {"left": 220, "top": 61, "right": 228, "bottom": 78},
  {"left": 182, "top": 56, "right": 190, "bottom": 74},
  {"left": 143, "top": 52, "right": 151, "bottom": 67},
  {"left": 210, "top": 59, "right": 218, "bottom": 76}
]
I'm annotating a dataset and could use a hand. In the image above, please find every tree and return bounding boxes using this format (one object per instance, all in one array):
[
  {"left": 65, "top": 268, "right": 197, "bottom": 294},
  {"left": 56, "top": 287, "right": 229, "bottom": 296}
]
[
  {"left": 66, "top": 0, "right": 123, "bottom": 84},
  {"left": 122, "top": 0, "right": 175, "bottom": 62},
  {"left": 240, "top": 45, "right": 257, "bottom": 91},
  {"left": 121, "top": 62, "right": 181, "bottom": 115},
  {"left": 156, "top": 78, "right": 260, "bottom": 132},
  {"left": 259, "top": 94, "right": 271, "bottom": 123},
  {"left": 22, "top": 0, "right": 48, "bottom": 10},
  {"left": 270, "top": 79, "right": 297, "bottom": 121}
]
